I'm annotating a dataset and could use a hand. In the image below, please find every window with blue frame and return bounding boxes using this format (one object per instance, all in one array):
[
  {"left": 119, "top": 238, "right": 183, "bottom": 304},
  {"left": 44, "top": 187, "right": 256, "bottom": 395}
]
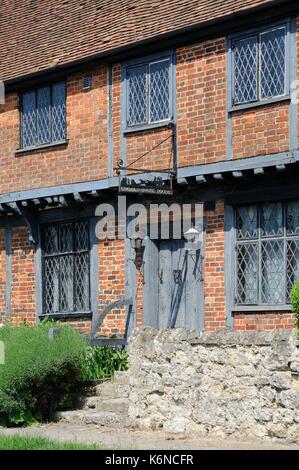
[
  {"left": 230, "top": 23, "right": 289, "bottom": 108},
  {"left": 42, "top": 220, "right": 90, "bottom": 315},
  {"left": 235, "top": 201, "right": 299, "bottom": 306},
  {"left": 125, "top": 55, "right": 172, "bottom": 129},
  {"left": 21, "top": 82, "right": 66, "bottom": 149}
]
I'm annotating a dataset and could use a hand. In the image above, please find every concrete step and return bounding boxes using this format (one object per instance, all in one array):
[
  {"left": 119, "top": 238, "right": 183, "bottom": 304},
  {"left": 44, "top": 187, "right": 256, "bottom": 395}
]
[{"left": 54, "top": 409, "right": 129, "bottom": 428}]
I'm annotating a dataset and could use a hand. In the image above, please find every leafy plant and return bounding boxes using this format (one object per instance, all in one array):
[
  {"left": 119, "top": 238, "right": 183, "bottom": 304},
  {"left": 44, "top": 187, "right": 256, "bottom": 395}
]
[
  {"left": 0, "top": 321, "right": 87, "bottom": 426},
  {"left": 290, "top": 281, "right": 299, "bottom": 334},
  {"left": 81, "top": 346, "right": 128, "bottom": 381}
]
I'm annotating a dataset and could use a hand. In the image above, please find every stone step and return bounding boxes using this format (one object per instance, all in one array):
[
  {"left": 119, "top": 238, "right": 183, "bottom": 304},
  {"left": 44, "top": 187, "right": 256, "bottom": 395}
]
[
  {"left": 75, "top": 396, "right": 129, "bottom": 413},
  {"left": 54, "top": 409, "right": 129, "bottom": 428},
  {"left": 95, "top": 382, "right": 130, "bottom": 399},
  {"left": 75, "top": 395, "right": 103, "bottom": 410},
  {"left": 100, "top": 398, "right": 129, "bottom": 414},
  {"left": 113, "top": 370, "right": 131, "bottom": 385}
]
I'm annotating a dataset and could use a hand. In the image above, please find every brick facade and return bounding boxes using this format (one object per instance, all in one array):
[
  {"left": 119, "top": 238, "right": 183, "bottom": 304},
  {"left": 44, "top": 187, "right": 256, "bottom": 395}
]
[{"left": 0, "top": 11, "right": 298, "bottom": 334}]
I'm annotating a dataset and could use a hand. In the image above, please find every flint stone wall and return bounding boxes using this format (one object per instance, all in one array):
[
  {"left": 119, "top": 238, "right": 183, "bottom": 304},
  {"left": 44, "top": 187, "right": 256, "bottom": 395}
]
[{"left": 127, "top": 328, "right": 299, "bottom": 443}]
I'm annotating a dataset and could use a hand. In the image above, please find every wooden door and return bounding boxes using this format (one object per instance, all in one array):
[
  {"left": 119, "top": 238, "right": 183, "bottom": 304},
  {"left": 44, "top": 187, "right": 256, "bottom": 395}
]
[{"left": 157, "top": 239, "right": 202, "bottom": 329}]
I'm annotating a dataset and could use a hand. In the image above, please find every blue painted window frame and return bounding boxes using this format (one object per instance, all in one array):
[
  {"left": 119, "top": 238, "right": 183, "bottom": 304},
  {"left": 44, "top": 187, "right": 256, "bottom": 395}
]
[
  {"left": 20, "top": 81, "right": 67, "bottom": 150},
  {"left": 40, "top": 218, "right": 91, "bottom": 317},
  {"left": 233, "top": 200, "right": 299, "bottom": 310},
  {"left": 122, "top": 51, "right": 175, "bottom": 133},
  {"left": 228, "top": 20, "right": 291, "bottom": 112}
]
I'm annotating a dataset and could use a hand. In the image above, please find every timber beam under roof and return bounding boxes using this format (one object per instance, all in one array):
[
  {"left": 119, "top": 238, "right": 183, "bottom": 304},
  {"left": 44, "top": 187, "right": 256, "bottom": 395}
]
[
  {"left": 0, "top": 191, "right": 105, "bottom": 217},
  {"left": 0, "top": 151, "right": 298, "bottom": 213}
]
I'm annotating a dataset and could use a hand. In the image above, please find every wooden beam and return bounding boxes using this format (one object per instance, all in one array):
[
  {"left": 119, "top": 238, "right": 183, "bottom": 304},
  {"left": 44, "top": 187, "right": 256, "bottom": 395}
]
[
  {"left": 254, "top": 167, "right": 264, "bottom": 176},
  {"left": 59, "top": 195, "right": 68, "bottom": 207},
  {"left": 213, "top": 173, "right": 224, "bottom": 181},
  {"left": 276, "top": 164, "right": 286, "bottom": 172},
  {"left": 15, "top": 202, "right": 38, "bottom": 245},
  {"left": 232, "top": 171, "right": 244, "bottom": 179},
  {"left": 177, "top": 177, "right": 188, "bottom": 186},
  {"left": 7, "top": 202, "right": 22, "bottom": 215},
  {"left": 73, "top": 192, "right": 84, "bottom": 203},
  {"left": 195, "top": 175, "right": 206, "bottom": 184},
  {"left": 91, "top": 190, "right": 101, "bottom": 198}
]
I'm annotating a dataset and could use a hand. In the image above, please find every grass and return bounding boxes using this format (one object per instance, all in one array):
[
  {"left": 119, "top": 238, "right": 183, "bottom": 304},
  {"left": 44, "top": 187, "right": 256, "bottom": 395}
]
[{"left": 0, "top": 434, "right": 101, "bottom": 450}]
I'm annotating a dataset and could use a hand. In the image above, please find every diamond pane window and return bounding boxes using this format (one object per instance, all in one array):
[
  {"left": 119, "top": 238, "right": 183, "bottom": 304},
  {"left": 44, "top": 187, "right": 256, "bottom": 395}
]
[
  {"left": 37, "top": 87, "right": 50, "bottom": 144},
  {"left": 237, "top": 205, "right": 258, "bottom": 239},
  {"left": 286, "top": 240, "right": 299, "bottom": 300},
  {"left": 21, "top": 82, "right": 66, "bottom": 148},
  {"left": 127, "top": 65, "right": 147, "bottom": 126},
  {"left": 149, "top": 59, "right": 170, "bottom": 122},
  {"left": 231, "top": 23, "right": 288, "bottom": 107},
  {"left": 261, "top": 240, "right": 284, "bottom": 303},
  {"left": 261, "top": 202, "right": 283, "bottom": 237},
  {"left": 260, "top": 27, "right": 286, "bottom": 99},
  {"left": 235, "top": 201, "right": 299, "bottom": 306},
  {"left": 52, "top": 82, "right": 66, "bottom": 141},
  {"left": 236, "top": 243, "right": 258, "bottom": 304},
  {"left": 126, "top": 55, "right": 172, "bottom": 128},
  {"left": 22, "top": 91, "right": 36, "bottom": 148},
  {"left": 287, "top": 201, "right": 299, "bottom": 235},
  {"left": 234, "top": 36, "right": 258, "bottom": 105},
  {"left": 42, "top": 221, "right": 90, "bottom": 315}
]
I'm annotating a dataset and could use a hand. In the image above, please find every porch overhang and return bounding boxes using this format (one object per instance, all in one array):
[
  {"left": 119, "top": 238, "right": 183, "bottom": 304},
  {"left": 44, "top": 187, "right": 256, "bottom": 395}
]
[{"left": 0, "top": 150, "right": 298, "bottom": 222}]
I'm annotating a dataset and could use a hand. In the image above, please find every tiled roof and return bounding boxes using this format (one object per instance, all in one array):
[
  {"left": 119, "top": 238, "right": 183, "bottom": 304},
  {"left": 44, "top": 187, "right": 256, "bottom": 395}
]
[{"left": 0, "top": 0, "right": 281, "bottom": 82}]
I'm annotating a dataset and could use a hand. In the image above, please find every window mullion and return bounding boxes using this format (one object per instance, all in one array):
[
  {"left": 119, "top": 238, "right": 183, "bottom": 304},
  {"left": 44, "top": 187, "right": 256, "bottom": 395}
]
[
  {"left": 147, "top": 64, "right": 150, "bottom": 125},
  {"left": 58, "top": 226, "right": 61, "bottom": 313},
  {"left": 35, "top": 90, "right": 38, "bottom": 146},
  {"left": 258, "top": 206, "right": 262, "bottom": 305},
  {"left": 50, "top": 85, "right": 53, "bottom": 143},
  {"left": 72, "top": 225, "right": 76, "bottom": 313},
  {"left": 283, "top": 204, "right": 287, "bottom": 304},
  {"left": 257, "top": 34, "right": 261, "bottom": 103}
]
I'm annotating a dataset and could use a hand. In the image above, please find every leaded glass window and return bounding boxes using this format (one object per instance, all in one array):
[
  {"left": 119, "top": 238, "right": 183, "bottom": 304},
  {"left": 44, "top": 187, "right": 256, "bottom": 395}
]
[
  {"left": 42, "top": 221, "right": 90, "bottom": 315},
  {"left": 235, "top": 201, "right": 299, "bottom": 306},
  {"left": 21, "top": 82, "right": 66, "bottom": 148},
  {"left": 232, "top": 24, "right": 288, "bottom": 106},
  {"left": 126, "top": 56, "right": 171, "bottom": 128}
]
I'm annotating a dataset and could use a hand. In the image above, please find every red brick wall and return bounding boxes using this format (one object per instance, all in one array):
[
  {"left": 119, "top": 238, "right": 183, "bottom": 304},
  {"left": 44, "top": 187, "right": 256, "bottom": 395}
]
[
  {"left": 204, "top": 201, "right": 226, "bottom": 331},
  {"left": 297, "top": 16, "right": 299, "bottom": 148},
  {"left": 0, "top": 229, "right": 6, "bottom": 324},
  {"left": 176, "top": 38, "right": 227, "bottom": 167},
  {"left": 98, "top": 239, "right": 126, "bottom": 336},
  {"left": 10, "top": 227, "right": 36, "bottom": 325},
  {"left": 232, "top": 103, "right": 289, "bottom": 159},
  {"left": 234, "top": 312, "right": 295, "bottom": 330},
  {"left": 126, "top": 127, "right": 173, "bottom": 173},
  {"left": 0, "top": 66, "right": 108, "bottom": 195},
  {"left": 112, "top": 64, "right": 121, "bottom": 171}
]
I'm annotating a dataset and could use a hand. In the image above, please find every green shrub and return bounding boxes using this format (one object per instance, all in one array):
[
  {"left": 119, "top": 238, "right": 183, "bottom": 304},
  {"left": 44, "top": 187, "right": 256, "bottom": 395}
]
[
  {"left": 290, "top": 281, "right": 299, "bottom": 331},
  {"left": 81, "top": 346, "right": 128, "bottom": 381},
  {"left": 0, "top": 321, "right": 87, "bottom": 426}
]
